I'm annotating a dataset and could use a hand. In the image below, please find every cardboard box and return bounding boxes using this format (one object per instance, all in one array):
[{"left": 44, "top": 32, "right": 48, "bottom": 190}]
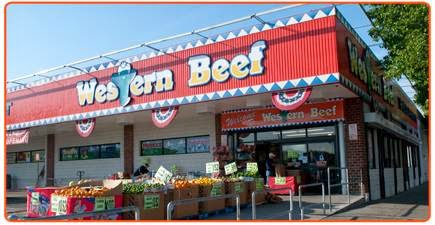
[
  {"left": 198, "top": 183, "right": 225, "bottom": 213},
  {"left": 26, "top": 187, "right": 61, "bottom": 217},
  {"left": 225, "top": 181, "right": 248, "bottom": 207},
  {"left": 268, "top": 176, "right": 297, "bottom": 195},
  {"left": 245, "top": 178, "right": 266, "bottom": 205},
  {"left": 50, "top": 180, "right": 124, "bottom": 220},
  {"left": 123, "top": 192, "right": 165, "bottom": 220},
  {"left": 166, "top": 184, "right": 199, "bottom": 219}
]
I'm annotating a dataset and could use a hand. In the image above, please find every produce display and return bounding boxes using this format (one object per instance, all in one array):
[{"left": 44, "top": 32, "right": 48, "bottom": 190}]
[
  {"left": 122, "top": 183, "right": 164, "bottom": 194},
  {"left": 190, "top": 177, "right": 222, "bottom": 186},
  {"left": 173, "top": 179, "right": 192, "bottom": 189},
  {"left": 54, "top": 186, "right": 109, "bottom": 197}
]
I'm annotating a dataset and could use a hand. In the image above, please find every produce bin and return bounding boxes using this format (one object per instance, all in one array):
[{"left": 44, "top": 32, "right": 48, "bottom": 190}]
[
  {"left": 268, "top": 176, "right": 297, "bottom": 195},
  {"left": 225, "top": 181, "right": 248, "bottom": 207},
  {"left": 123, "top": 191, "right": 165, "bottom": 220},
  {"left": 166, "top": 184, "right": 199, "bottom": 219},
  {"left": 26, "top": 187, "right": 61, "bottom": 217},
  {"left": 198, "top": 182, "right": 225, "bottom": 213},
  {"left": 248, "top": 178, "right": 266, "bottom": 205}
]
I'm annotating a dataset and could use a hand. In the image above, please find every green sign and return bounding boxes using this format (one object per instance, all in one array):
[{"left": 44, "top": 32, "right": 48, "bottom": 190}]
[
  {"left": 31, "top": 192, "right": 40, "bottom": 205},
  {"left": 94, "top": 197, "right": 106, "bottom": 211},
  {"left": 144, "top": 195, "right": 160, "bottom": 209},
  {"left": 211, "top": 183, "right": 222, "bottom": 196},
  {"left": 51, "top": 195, "right": 59, "bottom": 213},
  {"left": 255, "top": 179, "right": 264, "bottom": 191},
  {"left": 155, "top": 166, "right": 173, "bottom": 183},
  {"left": 246, "top": 162, "right": 258, "bottom": 173},
  {"left": 57, "top": 196, "right": 68, "bottom": 215},
  {"left": 287, "top": 151, "right": 299, "bottom": 159},
  {"left": 224, "top": 162, "right": 237, "bottom": 175},
  {"left": 275, "top": 177, "right": 286, "bottom": 185},
  {"left": 105, "top": 196, "right": 115, "bottom": 210},
  {"left": 206, "top": 161, "right": 220, "bottom": 174},
  {"left": 235, "top": 183, "right": 243, "bottom": 193}
]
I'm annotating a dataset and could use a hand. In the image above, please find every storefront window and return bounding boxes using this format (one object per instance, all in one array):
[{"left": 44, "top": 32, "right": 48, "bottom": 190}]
[
  {"left": 163, "top": 138, "right": 186, "bottom": 154},
  {"left": 100, "top": 144, "right": 120, "bottom": 158},
  {"left": 256, "top": 131, "right": 280, "bottom": 141},
  {"left": 308, "top": 142, "right": 336, "bottom": 168},
  {"left": 16, "top": 151, "right": 31, "bottom": 163},
  {"left": 60, "top": 147, "right": 79, "bottom": 161},
  {"left": 307, "top": 126, "right": 335, "bottom": 137},
  {"left": 7, "top": 153, "right": 16, "bottom": 164},
  {"left": 282, "top": 144, "right": 307, "bottom": 167},
  {"left": 187, "top": 136, "right": 209, "bottom": 153},
  {"left": 80, "top": 146, "right": 100, "bottom": 160},
  {"left": 282, "top": 129, "right": 306, "bottom": 139},
  {"left": 141, "top": 140, "right": 163, "bottom": 156},
  {"left": 31, "top": 150, "right": 45, "bottom": 162}
]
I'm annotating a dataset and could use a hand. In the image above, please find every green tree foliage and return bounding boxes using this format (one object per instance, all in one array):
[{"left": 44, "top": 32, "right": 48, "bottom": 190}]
[{"left": 366, "top": 4, "right": 429, "bottom": 114}]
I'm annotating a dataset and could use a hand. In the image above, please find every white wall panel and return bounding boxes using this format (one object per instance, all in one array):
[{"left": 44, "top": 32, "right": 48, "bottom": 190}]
[{"left": 369, "top": 169, "right": 380, "bottom": 200}]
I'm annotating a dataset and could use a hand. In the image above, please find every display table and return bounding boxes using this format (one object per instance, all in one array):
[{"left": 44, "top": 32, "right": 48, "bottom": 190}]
[{"left": 267, "top": 176, "right": 297, "bottom": 194}]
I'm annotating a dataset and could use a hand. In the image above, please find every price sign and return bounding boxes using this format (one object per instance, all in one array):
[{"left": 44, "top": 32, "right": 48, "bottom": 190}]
[
  {"left": 94, "top": 197, "right": 106, "bottom": 211},
  {"left": 235, "top": 183, "right": 243, "bottom": 193},
  {"left": 211, "top": 183, "right": 222, "bottom": 196},
  {"left": 155, "top": 166, "right": 173, "bottom": 183},
  {"left": 105, "top": 196, "right": 115, "bottom": 210},
  {"left": 255, "top": 179, "right": 264, "bottom": 191},
  {"left": 206, "top": 161, "right": 220, "bottom": 174},
  {"left": 57, "top": 196, "right": 67, "bottom": 215},
  {"left": 51, "top": 195, "right": 59, "bottom": 213},
  {"left": 144, "top": 195, "right": 160, "bottom": 209},
  {"left": 224, "top": 162, "right": 237, "bottom": 175},
  {"left": 275, "top": 177, "right": 286, "bottom": 185},
  {"left": 31, "top": 192, "right": 40, "bottom": 205},
  {"left": 246, "top": 162, "right": 258, "bottom": 173}
]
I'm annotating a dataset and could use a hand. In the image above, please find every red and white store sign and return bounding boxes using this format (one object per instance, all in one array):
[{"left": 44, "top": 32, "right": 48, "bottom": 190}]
[
  {"left": 6, "top": 129, "right": 30, "bottom": 145},
  {"left": 221, "top": 100, "right": 344, "bottom": 131}
]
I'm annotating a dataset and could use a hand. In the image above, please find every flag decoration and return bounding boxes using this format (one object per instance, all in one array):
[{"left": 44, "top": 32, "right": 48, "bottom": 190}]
[
  {"left": 271, "top": 87, "right": 312, "bottom": 111},
  {"left": 151, "top": 106, "right": 179, "bottom": 128},
  {"left": 75, "top": 118, "right": 96, "bottom": 138}
]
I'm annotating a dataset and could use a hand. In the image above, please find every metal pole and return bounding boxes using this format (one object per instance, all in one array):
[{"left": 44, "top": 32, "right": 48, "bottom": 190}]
[
  {"left": 236, "top": 195, "right": 240, "bottom": 220},
  {"left": 289, "top": 190, "right": 293, "bottom": 220},
  {"left": 251, "top": 191, "right": 256, "bottom": 220},
  {"left": 166, "top": 202, "right": 173, "bottom": 221},
  {"left": 133, "top": 206, "right": 141, "bottom": 220},
  {"left": 322, "top": 183, "right": 326, "bottom": 215},
  {"left": 346, "top": 168, "right": 351, "bottom": 204},
  {"left": 298, "top": 186, "right": 303, "bottom": 220},
  {"left": 338, "top": 121, "right": 347, "bottom": 194},
  {"left": 327, "top": 167, "right": 332, "bottom": 213}
]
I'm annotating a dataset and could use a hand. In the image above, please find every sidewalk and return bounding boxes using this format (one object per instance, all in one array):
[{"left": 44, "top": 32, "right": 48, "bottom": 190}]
[{"left": 323, "top": 183, "right": 429, "bottom": 221}]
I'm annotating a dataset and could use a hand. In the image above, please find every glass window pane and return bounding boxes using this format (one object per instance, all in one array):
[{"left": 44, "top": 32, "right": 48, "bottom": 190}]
[
  {"left": 307, "top": 126, "right": 335, "bottom": 137},
  {"left": 237, "top": 133, "right": 254, "bottom": 143},
  {"left": 141, "top": 140, "right": 163, "bottom": 156},
  {"left": 16, "top": 152, "right": 31, "bottom": 163},
  {"left": 31, "top": 150, "right": 45, "bottom": 162},
  {"left": 163, "top": 138, "right": 186, "bottom": 154},
  {"left": 282, "top": 129, "right": 306, "bottom": 139},
  {"left": 7, "top": 153, "right": 16, "bottom": 164},
  {"left": 100, "top": 143, "right": 120, "bottom": 158},
  {"left": 257, "top": 131, "right": 280, "bottom": 141},
  {"left": 80, "top": 146, "right": 100, "bottom": 160},
  {"left": 61, "top": 147, "right": 79, "bottom": 161},
  {"left": 187, "top": 136, "right": 209, "bottom": 153},
  {"left": 308, "top": 142, "right": 336, "bottom": 168},
  {"left": 282, "top": 144, "right": 307, "bottom": 167}
]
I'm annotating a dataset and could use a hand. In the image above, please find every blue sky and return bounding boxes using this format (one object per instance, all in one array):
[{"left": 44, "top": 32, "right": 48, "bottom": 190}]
[{"left": 5, "top": 3, "right": 415, "bottom": 98}]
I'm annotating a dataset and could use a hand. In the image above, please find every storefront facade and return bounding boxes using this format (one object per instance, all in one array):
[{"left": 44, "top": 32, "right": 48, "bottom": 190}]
[{"left": 6, "top": 6, "right": 425, "bottom": 200}]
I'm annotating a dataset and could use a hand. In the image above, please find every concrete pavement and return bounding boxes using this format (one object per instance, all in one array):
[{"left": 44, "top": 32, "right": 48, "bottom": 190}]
[{"left": 323, "top": 182, "right": 429, "bottom": 221}]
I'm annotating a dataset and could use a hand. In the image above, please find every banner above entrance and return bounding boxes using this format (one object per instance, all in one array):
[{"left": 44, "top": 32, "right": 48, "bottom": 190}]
[
  {"left": 221, "top": 99, "right": 344, "bottom": 131},
  {"left": 6, "top": 129, "right": 30, "bottom": 145}
]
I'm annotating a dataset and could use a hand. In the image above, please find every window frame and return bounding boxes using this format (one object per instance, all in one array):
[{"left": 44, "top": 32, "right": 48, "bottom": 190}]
[
  {"left": 10, "top": 150, "right": 45, "bottom": 164},
  {"left": 140, "top": 135, "right": 210, "bottom": 156},
  {"left": 60, "top": 143, "right": 120, "bottom": 161}
]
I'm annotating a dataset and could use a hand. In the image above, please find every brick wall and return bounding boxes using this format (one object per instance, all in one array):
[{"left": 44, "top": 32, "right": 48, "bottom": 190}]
[{"left": 344, "top": 98, "right": 369, "bottom": 194}]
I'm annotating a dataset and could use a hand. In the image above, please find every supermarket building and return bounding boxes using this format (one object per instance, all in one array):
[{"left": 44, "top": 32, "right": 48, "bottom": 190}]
[{"left": 6, "top": 6, "right": 427, "bottom": 200}]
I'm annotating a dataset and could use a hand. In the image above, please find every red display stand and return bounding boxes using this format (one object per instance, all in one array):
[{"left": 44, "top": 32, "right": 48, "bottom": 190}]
[
  {"left": 26, "top": 187, "right": 60, "bottom": 218},
  {"left": 267, "top": 176, "right": 297, "bottom": 194}
]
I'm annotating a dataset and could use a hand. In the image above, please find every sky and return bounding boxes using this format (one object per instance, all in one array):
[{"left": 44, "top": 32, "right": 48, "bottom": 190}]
[{"left": 5, "top": 3, "right": 416, "bottom": 100}]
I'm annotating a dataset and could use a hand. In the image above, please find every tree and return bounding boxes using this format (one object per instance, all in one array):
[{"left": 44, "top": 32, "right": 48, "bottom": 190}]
[{"left": 365, "top": 4, "right": 429, "bottom": 115}]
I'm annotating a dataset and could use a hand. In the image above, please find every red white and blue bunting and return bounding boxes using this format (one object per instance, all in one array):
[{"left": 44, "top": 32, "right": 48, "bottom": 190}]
[
  {"left": 151, "top": 106, "right": 179, "bottom": 128},
  {"left": 271, "top": 87, "right": 312, "bottom": 111},
  {"left": 75, "top": 118, "right": 96, "bottom": 138}
]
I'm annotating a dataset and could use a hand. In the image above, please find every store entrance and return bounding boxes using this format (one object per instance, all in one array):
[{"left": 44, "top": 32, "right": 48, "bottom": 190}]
[{"left": 255, "top": 142, "right": 280, "bottom": 182}]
